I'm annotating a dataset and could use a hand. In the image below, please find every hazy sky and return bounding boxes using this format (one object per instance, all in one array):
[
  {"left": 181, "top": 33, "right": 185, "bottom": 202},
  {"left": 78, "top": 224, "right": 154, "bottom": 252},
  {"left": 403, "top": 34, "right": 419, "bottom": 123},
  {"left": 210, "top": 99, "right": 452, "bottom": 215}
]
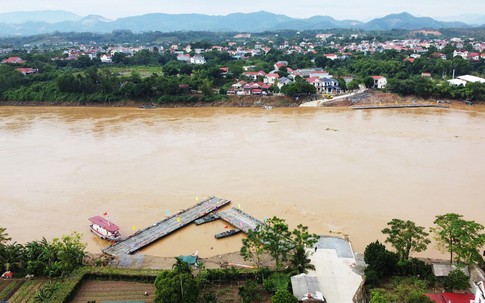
[{"left": 0, "top": 0, "right": 481, "bottom": 21}]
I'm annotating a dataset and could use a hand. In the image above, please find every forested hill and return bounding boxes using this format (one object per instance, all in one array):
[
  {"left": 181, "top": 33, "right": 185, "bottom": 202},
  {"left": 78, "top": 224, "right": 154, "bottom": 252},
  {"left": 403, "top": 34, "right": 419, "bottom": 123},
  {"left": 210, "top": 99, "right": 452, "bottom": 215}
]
[{"left": 0, "top": 11, "right": 477, "bottom": 36}]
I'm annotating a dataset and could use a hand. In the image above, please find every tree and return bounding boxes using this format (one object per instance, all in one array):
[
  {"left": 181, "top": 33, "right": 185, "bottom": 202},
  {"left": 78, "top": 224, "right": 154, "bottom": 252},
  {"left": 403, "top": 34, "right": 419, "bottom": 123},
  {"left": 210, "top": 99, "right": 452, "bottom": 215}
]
[
  {"left": 49, "top": 232, "right": 86, "bottom": 277},
  {"left": 431, "top": 213, "right": 485, "bottom": 264},
  {"left": 169, "top": 257, "right": 194, "bottom": 303},
  {"left": 259, "top": 217, "right": 292, "bottom": 270},
  {"left": 347, "top": 79, "right": 360, "bottom": 91},
  {"left": 154, "top": 270, "right": 198, "bottom": 303},
  {"left": 199, "top": 79, "right": 213, "bottom": 97},
  {"left": 0, "top": 227, "right": 11, "bottom": 246},
  {"left": 280, "top": 77, "right": 316, "bottom": 97},
  {"left": 240, "top": 217, "right": 318, "bottom": 271},
  {"left": 271, "top": 289, "right": 298, "bottom": 303},
  {"left": 240, "top": 228, "right": 266, "bottom": 268},
  {"left": 363, "top": 76, "right": 375, "bottom": 89},
  {"left": 381, "top": 219, "right": 430, "bottom": 261},
  {"left": 364, "top": 241, "right": 399, "bottom": 287},
  {"left": 172, "top": 257, "right": 192, "bottom": 274},
  {"left": 0, "top": 242, "right": 24, "bottom": 272}
]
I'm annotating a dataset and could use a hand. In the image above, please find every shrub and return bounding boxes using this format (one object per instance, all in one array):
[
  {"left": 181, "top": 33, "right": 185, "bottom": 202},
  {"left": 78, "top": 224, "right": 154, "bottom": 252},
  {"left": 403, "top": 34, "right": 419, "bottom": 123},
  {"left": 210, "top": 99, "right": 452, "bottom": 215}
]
[
  {"left": 238, "top": 280, "right": 261, "bottom": 303},
  {"left": 396, "top": 258, "right": 433, "bottom": 280},
  {"left": 444, "top": 268, "right": 469, "bottom": 292},
  {"left": 408, "top": 291, "right": 434, "bottom": 303},
  {"left": 263, "top": 273, "right": 290, "bottom": 294},
  {"left": 271, "top": 289, "right": 298, "bottom": 303},
  {"left": 202, "top": 291, "right": 217, "bottom": 303}
]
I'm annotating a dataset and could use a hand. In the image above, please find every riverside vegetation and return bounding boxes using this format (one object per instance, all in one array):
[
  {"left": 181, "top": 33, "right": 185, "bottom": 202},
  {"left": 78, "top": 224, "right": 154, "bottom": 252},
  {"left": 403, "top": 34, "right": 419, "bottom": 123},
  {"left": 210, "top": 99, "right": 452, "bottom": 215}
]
[
  {"left": 1, "top": 30, "right": 485, "bottom": 105},
  {"left": 0, "top": 213, "right": 484, "bottom": 302}
]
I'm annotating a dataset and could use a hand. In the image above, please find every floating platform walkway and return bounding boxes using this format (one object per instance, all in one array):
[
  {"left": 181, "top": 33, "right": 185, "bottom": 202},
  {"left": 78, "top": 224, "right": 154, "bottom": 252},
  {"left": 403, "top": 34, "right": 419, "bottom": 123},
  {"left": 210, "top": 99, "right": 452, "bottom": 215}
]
[
  {"left": 352, "top": 104, "right": 448, "bottom": 110},
  {"left": 218, "top": 207, "right": 264, "bottom": 233},
  {"left": 102, "top": 196, "right": 230, "bottom": 256}
]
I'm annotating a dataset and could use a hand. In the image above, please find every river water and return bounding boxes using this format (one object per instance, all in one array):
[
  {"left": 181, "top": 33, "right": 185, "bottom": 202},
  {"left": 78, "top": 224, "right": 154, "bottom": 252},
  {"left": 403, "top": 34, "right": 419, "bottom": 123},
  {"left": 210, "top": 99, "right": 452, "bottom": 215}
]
[{"left": 1, "top": 106, "right": 484, "bottom": 258}]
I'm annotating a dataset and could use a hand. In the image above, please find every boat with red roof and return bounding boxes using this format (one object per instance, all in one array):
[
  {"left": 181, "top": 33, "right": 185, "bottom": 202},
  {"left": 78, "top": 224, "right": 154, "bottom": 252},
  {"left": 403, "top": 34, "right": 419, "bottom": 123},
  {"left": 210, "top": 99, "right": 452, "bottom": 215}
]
[{"left": 89, "top": 215, "right": 121, "bottom": 242}]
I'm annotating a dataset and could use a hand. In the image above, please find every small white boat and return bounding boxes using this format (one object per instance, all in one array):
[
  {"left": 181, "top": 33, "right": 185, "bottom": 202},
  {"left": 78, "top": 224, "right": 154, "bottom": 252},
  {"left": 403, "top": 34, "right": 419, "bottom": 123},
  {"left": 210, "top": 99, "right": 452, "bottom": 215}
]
[{"left": 89, "top": 216, "right": 121, "bottom": 242}]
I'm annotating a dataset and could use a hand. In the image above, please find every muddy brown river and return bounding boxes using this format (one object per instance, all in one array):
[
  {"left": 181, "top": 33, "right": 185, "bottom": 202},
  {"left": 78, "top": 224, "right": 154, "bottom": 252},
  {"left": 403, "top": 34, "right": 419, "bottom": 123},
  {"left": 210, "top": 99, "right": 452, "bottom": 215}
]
[{"left": 1, "top": 106, "right": 484, "bottom": 259}]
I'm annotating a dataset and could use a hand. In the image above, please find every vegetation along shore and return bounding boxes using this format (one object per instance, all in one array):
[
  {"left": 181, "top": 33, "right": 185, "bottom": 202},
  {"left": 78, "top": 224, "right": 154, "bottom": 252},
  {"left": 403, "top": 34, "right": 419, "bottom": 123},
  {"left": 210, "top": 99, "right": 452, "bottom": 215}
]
[
  {"left": 1, "top": 211, "right": 484, "bottom": 302},
  {"left": 1, "top": 29, "right": 485, "bottom": 108}
]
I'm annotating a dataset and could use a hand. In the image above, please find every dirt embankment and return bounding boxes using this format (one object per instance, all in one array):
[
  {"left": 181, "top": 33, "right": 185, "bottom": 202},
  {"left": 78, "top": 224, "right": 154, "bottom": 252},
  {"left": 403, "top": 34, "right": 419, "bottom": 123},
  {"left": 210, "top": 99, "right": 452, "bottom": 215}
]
[
  {"left": 84, "top": 251, "right": 276, "bottom": 270},
  {"left": 348, "top": 91, "right": 481, "bottom": 109}
]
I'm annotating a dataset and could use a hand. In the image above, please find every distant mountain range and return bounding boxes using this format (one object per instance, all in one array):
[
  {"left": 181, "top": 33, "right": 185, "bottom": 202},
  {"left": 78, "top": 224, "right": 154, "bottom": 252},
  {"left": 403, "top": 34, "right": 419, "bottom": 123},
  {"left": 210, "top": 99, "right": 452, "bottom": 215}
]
[{"left": 0, "top": 10, "right": 482, "bottom": 37}]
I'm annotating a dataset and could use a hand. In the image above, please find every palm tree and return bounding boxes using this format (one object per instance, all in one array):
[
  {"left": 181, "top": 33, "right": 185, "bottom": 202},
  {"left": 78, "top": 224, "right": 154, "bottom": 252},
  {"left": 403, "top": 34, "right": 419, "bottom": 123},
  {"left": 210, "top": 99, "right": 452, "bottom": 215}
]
[
  {"left": 172, "top": 257, "right": 192, "bottom": 274},
  {"left": 0, "top": 227, "right": 11, "bottom": 246},
  {"left": 290, "top": 246, "right": 315, "bottom": 274},
  {"left": 0, "top": 242, "right": 25, "bottom": 272},
  {"left": 172, "top": 257, "right": 192, "bottom": 303}
]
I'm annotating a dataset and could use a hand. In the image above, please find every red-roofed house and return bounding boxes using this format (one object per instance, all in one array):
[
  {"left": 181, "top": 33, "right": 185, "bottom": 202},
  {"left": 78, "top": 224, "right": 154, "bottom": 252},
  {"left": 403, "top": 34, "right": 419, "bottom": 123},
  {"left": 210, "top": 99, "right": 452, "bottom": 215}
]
[
  {"left": 177, "top": 54, "right": 190, "bottom": 62},
  {"left": 241, "top": 81, "right": 270, "bottom": 95},
  {"left": 467, "top": 52, "right": 480, "bottom": 61},
  {"left": 372, "top": 76, "right": 387, "bottom": 89},
  {"left": 324, "top": 53, "right": 338, "bottom": 60},
  {"left": 274, "top": 61, "right": 288, "bottom": 70},
  {"left": 242, "top": 70, "right": 266, "bottom": 81},
  {"left": 264, "top": 73, "right": 280, "bottom": 85},
  {"left": 404, "top": 57, "right": 415, "bottom": 63},
  {"left": 425, "top": 292, "right": 474, "bottom": 303},
  {"left": 431, "top": 52, "right": 447, "bottom": 59},
  {"left": 15, "top": 67, "right": 38, "bottom": 75},
  {"left": 1, "top": 56, "right": 26, "bottom": 64}
]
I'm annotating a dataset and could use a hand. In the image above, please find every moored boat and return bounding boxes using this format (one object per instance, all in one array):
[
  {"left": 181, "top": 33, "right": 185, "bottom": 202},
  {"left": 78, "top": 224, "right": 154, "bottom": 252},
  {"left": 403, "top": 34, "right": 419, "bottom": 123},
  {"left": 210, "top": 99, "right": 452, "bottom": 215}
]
[
  {"left": 214, "top": 229, "right": 241, "bottom": 239},
  {"left": 89, "top": 216, "right": 121, "bottom": 242}
]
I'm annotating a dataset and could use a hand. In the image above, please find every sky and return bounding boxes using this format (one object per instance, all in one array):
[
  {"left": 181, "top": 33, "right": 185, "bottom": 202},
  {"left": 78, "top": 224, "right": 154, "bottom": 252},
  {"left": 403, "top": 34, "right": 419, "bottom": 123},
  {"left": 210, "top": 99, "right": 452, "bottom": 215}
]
[{"left": 0, "top": 0, "right": 482, "bottom": 21}]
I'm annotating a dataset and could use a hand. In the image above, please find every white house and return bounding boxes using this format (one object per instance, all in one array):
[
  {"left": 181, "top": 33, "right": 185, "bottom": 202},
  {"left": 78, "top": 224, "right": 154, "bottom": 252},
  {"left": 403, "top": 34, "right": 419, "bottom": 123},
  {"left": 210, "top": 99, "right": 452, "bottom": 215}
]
[
  {"left": 264, "top": 73, "right": 280, "bottom": 85},
  {"left": 291, "top": 274, "right": 326, "bottom": 302},
  {"left": 309, "top": 71, "right": 331, "bottom": 78},
  {"left": 324, "top": 53, "right": 338, "bottom": 60},
  {"left": 448, "top": 74, "right": 485, "bottom": 86},
  {"left": 453, "top": 50, "right": 468, "bottom": 59},
  {"left": 190, "top": 55, "right": 206, "bottom": 65},
  {"left": 177, "top": 54, "right": 190, "bottom": 62},
  {"left": 100, "top": 54, "right": 112, "bottom": 63},
  {"left": 372, "top": 76, "right": 387, "bottom": 89}
]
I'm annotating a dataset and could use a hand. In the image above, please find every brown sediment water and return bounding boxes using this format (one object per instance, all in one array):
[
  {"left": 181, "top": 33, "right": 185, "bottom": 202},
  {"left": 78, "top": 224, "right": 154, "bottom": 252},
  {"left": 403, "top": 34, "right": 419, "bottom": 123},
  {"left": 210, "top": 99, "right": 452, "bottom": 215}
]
[{"left": 1, "top": 106, "right": 484, "bottom": 259}]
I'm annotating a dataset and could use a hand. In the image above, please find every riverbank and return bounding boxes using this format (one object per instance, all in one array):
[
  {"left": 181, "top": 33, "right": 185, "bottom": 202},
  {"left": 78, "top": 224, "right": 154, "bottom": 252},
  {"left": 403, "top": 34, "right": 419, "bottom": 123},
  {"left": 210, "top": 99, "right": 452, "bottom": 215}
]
[
  {"left": 0, "top": 94, "right": 301, "bottom": 108},
  {"left": 2, "top": 91, "right": 482, "bottom": 109},
  {"left": 85, "top": 251, "right": 276, "bottom": 270}
]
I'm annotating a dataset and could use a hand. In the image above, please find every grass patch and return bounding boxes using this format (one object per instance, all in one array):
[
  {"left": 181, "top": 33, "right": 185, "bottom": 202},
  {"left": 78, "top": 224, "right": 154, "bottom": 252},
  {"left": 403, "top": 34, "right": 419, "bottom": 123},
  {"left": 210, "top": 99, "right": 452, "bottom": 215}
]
[{"left": 102, "top": 65, "right": 164, "bottom": 77}]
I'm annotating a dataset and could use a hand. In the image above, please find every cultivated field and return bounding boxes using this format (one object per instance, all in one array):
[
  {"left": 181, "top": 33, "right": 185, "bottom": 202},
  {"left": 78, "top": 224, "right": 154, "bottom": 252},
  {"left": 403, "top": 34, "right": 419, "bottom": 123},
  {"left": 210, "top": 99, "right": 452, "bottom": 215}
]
[{"left": 70, "top": 280, "right": 156, "bottom": 303}]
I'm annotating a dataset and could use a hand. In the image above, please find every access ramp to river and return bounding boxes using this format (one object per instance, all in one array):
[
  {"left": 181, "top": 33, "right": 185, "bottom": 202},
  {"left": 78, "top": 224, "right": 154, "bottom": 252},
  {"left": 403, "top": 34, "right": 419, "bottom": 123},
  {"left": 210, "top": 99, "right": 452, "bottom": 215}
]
[{"left": 218, "top": 207, "right": 264, "bottom": 233}]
